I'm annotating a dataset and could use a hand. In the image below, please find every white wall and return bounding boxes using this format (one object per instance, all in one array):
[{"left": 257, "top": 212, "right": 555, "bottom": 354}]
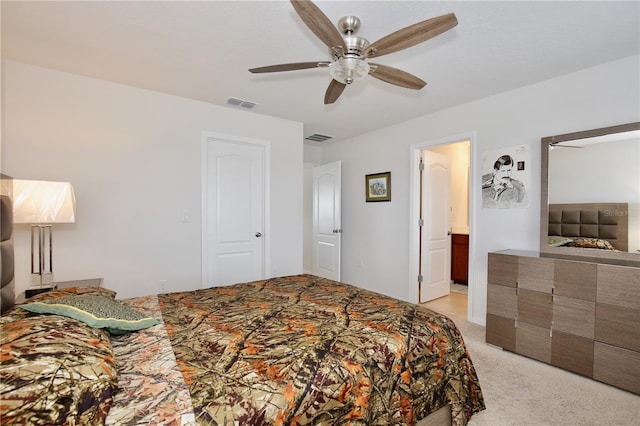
[
  {"left": 302, "top": 144, "right": 323, "bottom": 274},
  {"left": 319, "top": 55, "right": 640, "bottom": 324},
  {"left": 303, "top": 144, "right": 322, "bottom": 165},
  {"left": 302, "top": 163, "right": 314, "bottom": 273},
  {"left": 549, "top": 138, "right": 639, "bottom": 204},
  {"left": 3, "top": 60, "right": 304, "bottom": 299}
]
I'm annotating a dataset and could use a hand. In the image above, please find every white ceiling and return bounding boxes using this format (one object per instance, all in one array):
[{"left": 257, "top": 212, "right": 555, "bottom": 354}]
[{"left": 2, "top": 1, "right": 639, "bottom": 144}]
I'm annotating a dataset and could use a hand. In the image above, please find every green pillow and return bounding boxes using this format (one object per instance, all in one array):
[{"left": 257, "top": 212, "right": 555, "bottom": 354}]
[
  {"left": 547, "top": 235, "right": 574, "bottom": 247},
  {"left": 21, "top": 295, "right": 161, "bottom": 334}
]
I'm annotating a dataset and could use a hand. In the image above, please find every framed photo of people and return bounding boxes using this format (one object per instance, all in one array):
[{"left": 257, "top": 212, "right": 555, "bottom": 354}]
[{"left": 481, "top": 145, "right": 530, "bottom": 208}]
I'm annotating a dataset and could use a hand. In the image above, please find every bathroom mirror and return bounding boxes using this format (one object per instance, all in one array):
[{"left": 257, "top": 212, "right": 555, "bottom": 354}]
[{"left": 540, "top": 122, "right": 640, "bottom": 265}]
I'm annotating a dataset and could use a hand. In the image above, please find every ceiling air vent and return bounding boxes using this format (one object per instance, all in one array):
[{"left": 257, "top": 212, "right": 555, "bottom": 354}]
[
  {"left": 305, "top": 133, "right": 333, "bottom": 142},
  {"left": 227, "top": 97, "right": 257, "bottom": 109},
  {"left": 239, "top": 101, "right": 257, "bottom": 109}
]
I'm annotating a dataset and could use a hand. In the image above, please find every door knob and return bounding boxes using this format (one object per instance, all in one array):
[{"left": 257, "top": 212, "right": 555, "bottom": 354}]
[{"left": 255, "top": 232, "right": 262, "bottom": 238}]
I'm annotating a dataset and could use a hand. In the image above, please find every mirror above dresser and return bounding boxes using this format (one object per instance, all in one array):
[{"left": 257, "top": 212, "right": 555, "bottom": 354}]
[{"left": 540, "top": 122, "right": 640, "bottom": 266}]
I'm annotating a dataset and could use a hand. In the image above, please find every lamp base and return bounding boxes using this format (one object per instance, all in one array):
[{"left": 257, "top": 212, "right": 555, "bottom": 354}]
[
  {"left": 30, "top": 225, "right": 54, "bottom": 288},
  {"left": 31, "top": 272, "right": 53, "bottom": 288}
]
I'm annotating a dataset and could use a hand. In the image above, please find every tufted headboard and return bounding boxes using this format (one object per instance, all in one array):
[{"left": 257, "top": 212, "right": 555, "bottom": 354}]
[
  {"left": 548, "top": 202, "right": 629, "bottom": 251},
  {"left": 1, "top": 185, "right": 16, "bottom": 313}
]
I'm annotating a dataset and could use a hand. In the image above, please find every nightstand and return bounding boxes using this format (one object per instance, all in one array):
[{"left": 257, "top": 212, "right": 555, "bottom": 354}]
[
  {"left": 55, "top": 278, "right": 103, "bottom": 288},
  {"left": 25, "top": 284, "right": 58, "bottom": 299}
]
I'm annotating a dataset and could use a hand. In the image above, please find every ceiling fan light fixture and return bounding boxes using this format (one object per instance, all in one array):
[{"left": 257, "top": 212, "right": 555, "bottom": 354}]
[{"left": 329, "top": 57, "right": 370, "bottom": 84}]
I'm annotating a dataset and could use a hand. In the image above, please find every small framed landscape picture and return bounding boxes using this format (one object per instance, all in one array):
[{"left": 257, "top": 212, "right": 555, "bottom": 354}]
[{"left": 365, "top": 172, "right": 391, "bottom": 202}]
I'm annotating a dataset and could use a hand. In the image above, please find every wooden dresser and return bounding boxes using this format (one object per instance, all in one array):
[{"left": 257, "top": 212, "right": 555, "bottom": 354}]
[{"left": 486, "top": 249, "right": 640, "bottom": 394}]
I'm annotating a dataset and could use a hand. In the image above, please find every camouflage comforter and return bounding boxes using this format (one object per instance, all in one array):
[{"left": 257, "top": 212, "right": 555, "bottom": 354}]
[{"left": 111, "top": 275, "right": 483, "bottom": 425}]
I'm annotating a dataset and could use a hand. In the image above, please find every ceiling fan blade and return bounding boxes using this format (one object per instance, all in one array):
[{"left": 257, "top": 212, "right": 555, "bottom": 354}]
[
  {"left": 249, "top": 61, "right": 330, "bottom": 73},
  {"left": 290, "top": 0, "right": 345, "bottom": 53},
  {"left": 550, "top": 144, "right": 584, "bottom": 148},
  {"left": 324, "top": 79, "right": 346, "bottom": 104},
  {"left": 369, "top": 63, "right": 426, "bottom": 89},
  {"left": 363, "top": 13, "right": 458, "bottom": 58}
]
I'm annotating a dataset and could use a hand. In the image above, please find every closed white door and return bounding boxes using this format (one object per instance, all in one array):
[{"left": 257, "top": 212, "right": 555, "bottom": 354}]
[
  {"left": 312, "top": 161, "right": 341, "bottom": 281},
  {"left": 203, "top": 136, "right": 266, "bottom": 287},
  {"left": 420, "top": 150, "right": 451, "bottom": 302}
]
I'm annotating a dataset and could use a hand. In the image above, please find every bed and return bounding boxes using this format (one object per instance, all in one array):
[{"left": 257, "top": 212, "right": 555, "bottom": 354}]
[
  {"left": 547, "top": 202, "right": 629, "bottom": 251},
  {"left": 0, "top": 185, "right": 484, "bottom": 425},
  {"left": 0, "top": 275, "right": 485, "bottom": 426}
]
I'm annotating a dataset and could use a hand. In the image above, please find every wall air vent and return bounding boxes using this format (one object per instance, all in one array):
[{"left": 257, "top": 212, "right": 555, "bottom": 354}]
[
  {"left": 227, "top": 97, "right": 257, "bottom": 109},
  {"left": 305, "top": 133, "right": 333, "bottom": 142}
]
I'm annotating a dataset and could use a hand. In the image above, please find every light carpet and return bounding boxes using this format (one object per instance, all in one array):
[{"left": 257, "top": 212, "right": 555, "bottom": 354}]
[{"left": 422, "top": 293, "right": 639, "bottom": 426}]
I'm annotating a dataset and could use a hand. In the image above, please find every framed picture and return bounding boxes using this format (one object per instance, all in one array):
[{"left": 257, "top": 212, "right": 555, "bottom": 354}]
[
  {"left": 365, "top": 172, "right": 391, "bottom": 202},
  {"left": 481, "top": 145, "right": 530, "bottom": 209}
]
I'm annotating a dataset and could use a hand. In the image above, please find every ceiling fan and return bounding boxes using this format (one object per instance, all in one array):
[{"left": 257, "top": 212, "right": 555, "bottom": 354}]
[{"left": 249, "top": 0, "right": 458, "bottom": 104}]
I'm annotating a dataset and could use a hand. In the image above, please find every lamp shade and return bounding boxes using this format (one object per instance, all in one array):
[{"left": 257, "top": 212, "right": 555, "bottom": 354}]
[{"left": 13, "top": 180, "right": 76, "bottom": 224}]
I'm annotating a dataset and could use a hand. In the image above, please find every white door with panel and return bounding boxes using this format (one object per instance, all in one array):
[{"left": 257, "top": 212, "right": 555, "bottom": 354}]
[
  {"left": 312, "top": 161, "right": 341, "bottom": 281},
  {"left": 420, "top": 150, "right": 451, "bottom": 302},
  {"left": 203, "top": 136, "right": 267, "bottom": 287}
]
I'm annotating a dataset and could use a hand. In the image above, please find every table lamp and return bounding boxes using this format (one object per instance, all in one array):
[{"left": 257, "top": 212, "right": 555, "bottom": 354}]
[{"left": 12, "top": 180, "right": 76, "bottom": 287}]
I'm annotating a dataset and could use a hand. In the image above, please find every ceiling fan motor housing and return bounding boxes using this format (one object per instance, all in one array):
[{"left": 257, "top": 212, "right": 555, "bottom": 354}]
[
  {"left": 329, "top": 16, "right": 371, "bottom": 84},
  {"left": 333, "top": 16, "right": 370, "bottom": 57}
]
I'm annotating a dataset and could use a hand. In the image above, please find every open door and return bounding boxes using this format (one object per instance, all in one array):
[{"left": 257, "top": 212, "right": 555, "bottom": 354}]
[
  {"left": 420, "top": 150, "right": 451, "bottom": 302},
  {"left": 312, "top": 161, "right": 341, "bottom": 281}
]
